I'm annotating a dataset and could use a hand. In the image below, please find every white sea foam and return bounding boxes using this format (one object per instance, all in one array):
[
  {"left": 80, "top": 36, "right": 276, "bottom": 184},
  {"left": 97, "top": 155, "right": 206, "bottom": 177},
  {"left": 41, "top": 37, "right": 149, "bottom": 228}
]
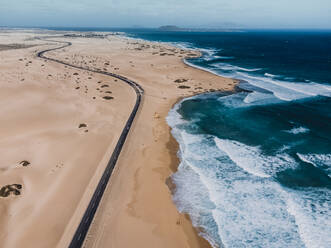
[
  {"left": 214, "top": 139, "right": 271, "bottom": 178},
  {"left": 214, "top": 138, "right": 298, "bottom": 178},
  {"left": 124, "top": 32, "right": 331, "bottom": 104},
  {"left": 166, "top": 100, "right": 188, "bottom": 127},
  {"left": 200, "top": 47, "right": 220, "bottom": 56},
  {"left": 217, "top": 91, "right": 280, "bottom": 108},
  {"left": 183, "top": 59, "right": 237, "bottom": 78},
  {"left": 212, "top": 180, "right": 305, "bottom": 248},
  {"left": 199, "top": 48, "right": 234, "bottom": 61},
  {"left": 185, "top": 56, "right": 331, "bottom": 103},
  {"left": 167, "top": 102, "right": 328, "bottom": 247},
  {"left": 171, "top": 130, "right": 227, "bottom": 247},
  {"left": 169, "top": 42, "right": 223, "bottom": 63},
  {"left": 235, "top": 72, "right": 331, "bottom": 101},
  {"left": 171, "top": 132, "right": 306, "bottom": 247},
  {"left": 171, "top": 158, "right": 222, "bottom": 247},
  {"left": 165, "top": 47, "right": 331, "bottom": 247},
  {"left": 297, "top": 153, "right": 331, "bottom": 176},
  {"left": 287, "top": 189, "right": 331, "bottom": 248},
  {"left": 212, "top": 62, "right": 262, "bottom": 72},
  {"left": 234, "top": 66, "right": 262, "bottom": 72},
  {"left": 216, "top": 92, "right": 248, "bottom": 108},
  {"left": 169, "top": 41, "right": 195, "bottom": 50},
  {"left": 285, "top": 127, "right": 310, "bottom": 134},
  {"left": 192, "top": 58, "right": 331, "bottom": 102},
  {"left": 297, "top": 153, "right": 331, "bottom": 167},
  {"left": 265, "top": 73, "right": 276, "bottom": 77},
  {"left": 243, "top": 91, "right": 276, "bottom": 104}
]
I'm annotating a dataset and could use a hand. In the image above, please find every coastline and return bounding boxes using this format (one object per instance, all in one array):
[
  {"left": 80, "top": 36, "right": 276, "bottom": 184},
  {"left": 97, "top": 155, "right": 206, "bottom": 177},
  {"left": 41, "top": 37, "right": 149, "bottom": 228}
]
[
  {"left": 78, "top": 36, "right": 237, "bottom": 248},
  {"left": 0, "top": 29, "right": 236, "bottom": 248},
  {"left": 166, "top": 126, "right": 213, "bottom": 248}
]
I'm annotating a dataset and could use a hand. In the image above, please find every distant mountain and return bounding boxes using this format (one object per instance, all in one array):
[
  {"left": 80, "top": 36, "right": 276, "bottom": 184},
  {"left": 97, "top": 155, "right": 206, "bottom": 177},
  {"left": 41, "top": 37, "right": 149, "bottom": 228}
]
[
  {"left": 158, "top": 25, "right": 242, "bottom": 32},
  {"left": 158, "top": 25, "right": 184, "bottom": 31}
]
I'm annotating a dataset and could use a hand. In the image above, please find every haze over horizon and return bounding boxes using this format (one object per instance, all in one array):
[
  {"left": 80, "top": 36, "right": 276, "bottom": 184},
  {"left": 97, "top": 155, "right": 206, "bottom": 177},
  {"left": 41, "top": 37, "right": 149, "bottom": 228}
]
[{"left": 0, "top": 0, "right": 331, "bottom": 29}]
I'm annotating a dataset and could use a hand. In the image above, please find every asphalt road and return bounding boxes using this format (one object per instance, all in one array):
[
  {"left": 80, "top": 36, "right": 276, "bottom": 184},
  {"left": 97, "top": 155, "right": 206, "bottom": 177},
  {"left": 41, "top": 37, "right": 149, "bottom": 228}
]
[{"left": 37, "top": 38, "right": 144, "bottom": 248}]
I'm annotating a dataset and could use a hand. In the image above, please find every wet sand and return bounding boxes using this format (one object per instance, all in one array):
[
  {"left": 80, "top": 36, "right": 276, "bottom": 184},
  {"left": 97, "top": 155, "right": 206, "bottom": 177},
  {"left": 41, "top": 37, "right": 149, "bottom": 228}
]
[{"left": 0, "top": 29, "right": 236, "bottom": 248}]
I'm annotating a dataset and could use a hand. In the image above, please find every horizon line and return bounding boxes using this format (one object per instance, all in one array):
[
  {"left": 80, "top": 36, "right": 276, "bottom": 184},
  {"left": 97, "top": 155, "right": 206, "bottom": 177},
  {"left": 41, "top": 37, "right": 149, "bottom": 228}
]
[{"left": 1, "top": 25, "right": 331, "bottom": 31}]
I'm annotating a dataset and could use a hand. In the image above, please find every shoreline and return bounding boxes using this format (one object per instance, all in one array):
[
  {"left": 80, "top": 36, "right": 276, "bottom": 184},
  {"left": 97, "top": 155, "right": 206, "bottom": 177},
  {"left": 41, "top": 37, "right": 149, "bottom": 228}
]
[
  {"left": 78, "top": 35, "right": 236, "bottom": 248},
  {"left": 145, "top": 35, "right": 241, "bottom": 246},
  {"left": 0, "top": 29, "right": 236, "bottom": 248},
  {"left": 166, "top": 125, "right": 214, "bottom": 248},
  {"left": 165, "top": 89, "right": 238, "bottom": 248}
]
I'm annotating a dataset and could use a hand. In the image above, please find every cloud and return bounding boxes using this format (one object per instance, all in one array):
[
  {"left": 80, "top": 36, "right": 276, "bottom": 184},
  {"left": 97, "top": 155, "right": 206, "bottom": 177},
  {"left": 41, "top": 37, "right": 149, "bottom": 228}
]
[{"left": 0, "top": 0, "right": 330, "bottom": 28}]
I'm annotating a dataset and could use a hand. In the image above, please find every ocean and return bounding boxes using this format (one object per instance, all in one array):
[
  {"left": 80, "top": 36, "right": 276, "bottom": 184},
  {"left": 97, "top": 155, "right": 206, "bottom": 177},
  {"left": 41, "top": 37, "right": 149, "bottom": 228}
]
[
  {"left": 125, "top": 29, "right": 331, "bottom": 248},
  {"left": 48, "top": 27, "right": 331, "bottom": 247}
]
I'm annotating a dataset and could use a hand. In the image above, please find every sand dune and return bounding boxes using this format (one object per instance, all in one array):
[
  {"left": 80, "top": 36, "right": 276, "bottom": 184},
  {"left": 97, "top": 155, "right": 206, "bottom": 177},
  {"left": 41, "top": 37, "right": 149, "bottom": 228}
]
[{"left": 0, "top": 30, "right": 235, "bottom": 248}]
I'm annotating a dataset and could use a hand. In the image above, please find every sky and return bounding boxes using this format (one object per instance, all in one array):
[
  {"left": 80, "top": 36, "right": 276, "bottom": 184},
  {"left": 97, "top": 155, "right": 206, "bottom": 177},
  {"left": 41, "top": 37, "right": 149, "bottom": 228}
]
[{"left": 0, "top": 0, "right": 331, "bottom": 29}]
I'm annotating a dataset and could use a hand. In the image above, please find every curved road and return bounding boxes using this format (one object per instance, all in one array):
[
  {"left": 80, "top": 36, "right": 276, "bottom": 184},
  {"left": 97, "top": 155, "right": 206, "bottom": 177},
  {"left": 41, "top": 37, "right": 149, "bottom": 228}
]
[{"left": 37, "top": 38, "right": 144, "bottom": 248}]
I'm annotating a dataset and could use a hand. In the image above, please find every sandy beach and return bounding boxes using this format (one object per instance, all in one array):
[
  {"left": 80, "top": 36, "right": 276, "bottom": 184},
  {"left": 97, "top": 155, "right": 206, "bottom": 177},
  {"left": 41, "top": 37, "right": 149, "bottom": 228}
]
[{"left": 0, "top": 29, "right": 236, "bottom": 248}]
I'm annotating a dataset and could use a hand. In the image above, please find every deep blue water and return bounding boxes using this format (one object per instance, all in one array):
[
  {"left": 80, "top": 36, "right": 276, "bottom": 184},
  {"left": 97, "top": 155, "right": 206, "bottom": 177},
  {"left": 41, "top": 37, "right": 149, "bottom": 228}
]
[
  {"left": 124, "top": 30, "right": 331, "bottom": 248},
  {"left": 49, "top": 28, "right": 331, "bottom": 247},
  {"left": 123, "top": 29, "right": 331, "bottom": 84}
]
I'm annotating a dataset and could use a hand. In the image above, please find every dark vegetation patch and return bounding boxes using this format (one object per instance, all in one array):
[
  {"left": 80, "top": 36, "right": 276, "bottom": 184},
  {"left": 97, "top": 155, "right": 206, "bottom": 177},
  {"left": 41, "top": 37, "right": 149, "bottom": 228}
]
[
  {"left": 0, "top": 184, "right": 22, "bottom": 197},
  {"left": 19, "top": 160, "right": 30, "bottom": 167},
  {"left": 79, "top": 123, "right": 87, "bottom": 128},
  {"left": 103, "top": 96, "right": 114, "bottom": 100},
  {"left": 174, "top": 78, "right": 188, "bottom": 83},
  {"left": 178, "top": 85, "right": 191, "bottom": 89}
]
